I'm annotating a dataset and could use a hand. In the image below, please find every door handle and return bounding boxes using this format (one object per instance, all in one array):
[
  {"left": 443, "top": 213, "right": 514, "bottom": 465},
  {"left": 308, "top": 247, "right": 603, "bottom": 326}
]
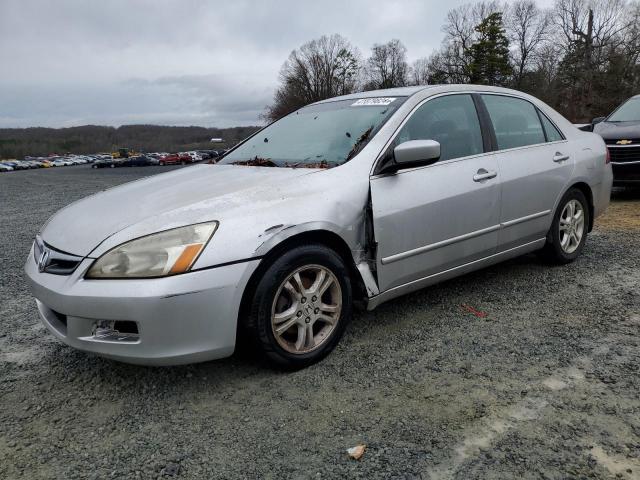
[
  {"left": 553, "top": 152, "right": 570, "bottom": 162},
  {"left": 473, "top": 169, "right": 497, "bottom": 182}
]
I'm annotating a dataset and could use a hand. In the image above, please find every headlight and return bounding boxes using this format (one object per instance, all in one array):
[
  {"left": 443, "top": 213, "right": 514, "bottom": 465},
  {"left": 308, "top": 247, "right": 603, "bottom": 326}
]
[{"left": 86, "top": 222, "right": 218, "bottom": 279}]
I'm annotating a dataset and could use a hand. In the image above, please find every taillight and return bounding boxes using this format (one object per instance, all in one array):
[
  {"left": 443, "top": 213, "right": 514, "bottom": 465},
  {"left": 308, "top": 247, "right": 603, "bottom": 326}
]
[{"left": 605, "top": 149, "right": 611, "bottom": 164}]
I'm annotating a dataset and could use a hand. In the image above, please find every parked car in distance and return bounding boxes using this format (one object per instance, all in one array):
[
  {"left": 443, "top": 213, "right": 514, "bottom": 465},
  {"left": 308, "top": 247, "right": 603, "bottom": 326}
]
[
  {"left": 5, "top": 160, "right": 29, "bottom": 170},
  {"left": 184, "top": 151, "right": 202, "bottom": 162},
  {"left": 197, "top": 150, "right": 214, "bottom": 161},
  {"left": 585, "top": 94, "right": 640, "bottom": 186},
  {"left": 25, "top": 85, "right": 612, "bottom": 369},
  {"left": 207, "top": 150, "right": 227, "bottom": 163},
  {"left": 0, "top": 163, "right": 14, "bottom": 172},
  {"left": 158, "top": 153, "right": 192, "bottom": 165},
  {"left": 91, "top": 158, "right": 116, "bottom": 169},
  {"left": 125, "top": 155, "right": 157, "bottom": 167}
]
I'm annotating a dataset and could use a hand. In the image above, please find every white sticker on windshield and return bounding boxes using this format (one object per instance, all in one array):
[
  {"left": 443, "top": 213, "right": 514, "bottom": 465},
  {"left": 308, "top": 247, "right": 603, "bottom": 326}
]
[{"left": 351, "top": 97, "right": 397, "bottom": 106}]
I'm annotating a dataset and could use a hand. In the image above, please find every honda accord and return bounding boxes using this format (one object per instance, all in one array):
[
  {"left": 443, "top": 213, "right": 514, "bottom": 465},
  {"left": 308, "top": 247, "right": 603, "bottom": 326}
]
[{"left": 25, "top": 85, "right": 613, "bottom": 368}]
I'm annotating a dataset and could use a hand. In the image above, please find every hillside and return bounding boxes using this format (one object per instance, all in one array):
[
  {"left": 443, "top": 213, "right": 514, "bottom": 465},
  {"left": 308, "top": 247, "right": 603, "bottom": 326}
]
[{"left": 0, "top": 124, "right": 262, "bottom": 159}]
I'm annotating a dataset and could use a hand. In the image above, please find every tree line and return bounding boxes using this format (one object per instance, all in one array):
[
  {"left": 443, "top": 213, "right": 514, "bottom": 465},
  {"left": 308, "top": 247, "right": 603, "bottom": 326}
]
[
  {"left": 264, "top": 0, "right": 640, "bottom": 123},
  {"left": 0, "top": 125, "right": 259, "bottom": 159},
  {"left": 4, "top": 0, "right": 638, "bottom": 159}
]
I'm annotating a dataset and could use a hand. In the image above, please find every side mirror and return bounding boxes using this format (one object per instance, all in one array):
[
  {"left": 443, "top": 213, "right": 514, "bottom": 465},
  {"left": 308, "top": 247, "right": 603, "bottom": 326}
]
[
  {"left": 393, "top": 140, "right": 441, "bottom": 167},
  {"left": 592, "top": 116, "right": 606, "bottom": 124}
]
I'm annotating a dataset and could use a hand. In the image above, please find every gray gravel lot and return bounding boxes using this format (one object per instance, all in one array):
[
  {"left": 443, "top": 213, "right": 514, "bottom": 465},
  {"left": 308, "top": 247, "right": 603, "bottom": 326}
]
[{"left": 1, "top": 165, "right": 639, "bottom": 479}]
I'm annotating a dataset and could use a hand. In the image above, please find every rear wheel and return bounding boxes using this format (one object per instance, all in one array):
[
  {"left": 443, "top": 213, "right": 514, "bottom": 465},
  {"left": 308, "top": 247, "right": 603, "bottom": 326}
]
[
  {"left": 540, "top": 188, "right": 589, "bottom": 264},
  {"left": 244, "top": 245, "right": 352, "bottom": 369}
]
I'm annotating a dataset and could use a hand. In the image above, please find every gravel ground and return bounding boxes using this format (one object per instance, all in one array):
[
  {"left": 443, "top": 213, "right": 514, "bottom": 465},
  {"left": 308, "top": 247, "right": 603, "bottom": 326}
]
[{"left": 1, "top": 165, "right": 639, "bottom": 480}]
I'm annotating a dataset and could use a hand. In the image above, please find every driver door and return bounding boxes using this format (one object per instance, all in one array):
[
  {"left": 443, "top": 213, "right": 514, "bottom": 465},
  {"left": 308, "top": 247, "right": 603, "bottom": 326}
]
[{"left": 370, "top": 94, "right": 501, "bottom": 292}]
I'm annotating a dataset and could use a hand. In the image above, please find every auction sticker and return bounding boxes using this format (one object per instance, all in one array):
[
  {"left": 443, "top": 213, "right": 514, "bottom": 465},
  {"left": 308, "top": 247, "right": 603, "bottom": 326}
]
[{"left": 351, "top": 97, "right": 396, "bottom": 106}]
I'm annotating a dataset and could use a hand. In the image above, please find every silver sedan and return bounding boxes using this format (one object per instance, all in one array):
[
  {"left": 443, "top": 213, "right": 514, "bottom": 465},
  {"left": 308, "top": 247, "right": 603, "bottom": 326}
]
[{"left": 25, "top": 85, "right": 613, "bottom": 368}]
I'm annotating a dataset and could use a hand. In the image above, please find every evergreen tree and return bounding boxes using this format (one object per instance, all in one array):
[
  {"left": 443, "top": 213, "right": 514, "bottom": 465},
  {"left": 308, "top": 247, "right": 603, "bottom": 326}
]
[{"left": 467, "top": 12, "right": 513, "bottom": 86}]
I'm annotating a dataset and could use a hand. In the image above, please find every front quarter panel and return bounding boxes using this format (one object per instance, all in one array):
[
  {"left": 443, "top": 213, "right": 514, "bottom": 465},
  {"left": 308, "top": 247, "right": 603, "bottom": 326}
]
[{"left": 191, "top": 162, "right": 372, "bottom": 269}]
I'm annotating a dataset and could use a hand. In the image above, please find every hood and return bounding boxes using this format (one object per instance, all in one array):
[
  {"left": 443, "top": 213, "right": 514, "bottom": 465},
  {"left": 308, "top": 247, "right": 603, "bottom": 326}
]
[
  {"left": 593, "top": 120, "right": 640, "bottom": 141},
  {"left": 41, "top": 164, "right": 319, "bottom": 256}
]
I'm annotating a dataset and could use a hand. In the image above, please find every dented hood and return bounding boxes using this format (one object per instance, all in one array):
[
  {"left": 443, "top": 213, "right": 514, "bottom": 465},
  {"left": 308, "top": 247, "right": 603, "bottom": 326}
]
[{"left": 41, "top": 164, "right": 319, "bottom": 256}]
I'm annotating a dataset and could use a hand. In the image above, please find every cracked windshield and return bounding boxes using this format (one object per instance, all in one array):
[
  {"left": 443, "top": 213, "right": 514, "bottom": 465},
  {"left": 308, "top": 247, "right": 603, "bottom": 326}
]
[{"left": 219, "top": 97, "right": 405, "bottom": 168}]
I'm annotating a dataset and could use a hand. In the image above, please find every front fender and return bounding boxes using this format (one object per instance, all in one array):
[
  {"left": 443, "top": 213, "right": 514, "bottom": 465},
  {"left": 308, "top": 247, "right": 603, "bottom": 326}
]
[{"left": 254, "top": 221, "right": 351, "bottom": 257}]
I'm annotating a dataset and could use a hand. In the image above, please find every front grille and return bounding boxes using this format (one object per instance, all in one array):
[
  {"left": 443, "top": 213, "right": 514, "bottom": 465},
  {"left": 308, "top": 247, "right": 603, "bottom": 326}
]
[
  {"left": 34, "top": 236, "right": 83, "bottom": 275},
  {"left": 604, "top": 138, "right": 640, "bottom": 145},
  {"left": 607, "top": 146, "right": 640, "bottom": 164}
]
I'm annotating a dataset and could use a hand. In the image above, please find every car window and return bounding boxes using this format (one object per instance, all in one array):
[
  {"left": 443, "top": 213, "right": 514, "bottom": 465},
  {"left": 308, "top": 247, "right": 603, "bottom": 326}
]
[
  {"left": 539, "top": 112, "right": 564, "bottom": 142},
  {"left": 482, "top": 95, "right": 546, "bottom": 149},
  {"left": 394, "top": 94, "right": 484, "bottom": 161}
]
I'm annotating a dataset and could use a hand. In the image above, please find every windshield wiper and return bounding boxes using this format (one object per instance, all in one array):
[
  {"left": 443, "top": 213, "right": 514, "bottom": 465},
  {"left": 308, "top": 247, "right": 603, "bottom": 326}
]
[
  {"left": 345, "top": 125, "right": 374, "bottom": 161},
  {"left": 231, "top": 156, "right": 277, "bottom": 167},
  {"left": 285, "top": 159, "right": 335, "bottom": 169}
]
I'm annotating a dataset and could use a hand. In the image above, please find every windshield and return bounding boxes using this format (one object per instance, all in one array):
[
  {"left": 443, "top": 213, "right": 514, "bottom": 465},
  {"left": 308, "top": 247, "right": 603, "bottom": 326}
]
[
  {"left": 608, "top": 98, "right": 640, "bottom": 122},
  {"left": 219, "top": 97, "right": 405, "bottom": 168}
]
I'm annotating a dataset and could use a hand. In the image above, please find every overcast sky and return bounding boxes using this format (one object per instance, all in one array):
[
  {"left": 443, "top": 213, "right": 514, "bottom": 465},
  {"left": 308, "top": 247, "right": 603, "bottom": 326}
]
[{"left": 0, "top": 0, "right": 553, "bottom": 129}]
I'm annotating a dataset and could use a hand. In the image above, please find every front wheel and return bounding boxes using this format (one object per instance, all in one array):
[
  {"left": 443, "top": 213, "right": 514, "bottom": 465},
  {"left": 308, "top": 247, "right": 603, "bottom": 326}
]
[
  {"left": 243, "top": 245, "right": 352, "bottom": 369},
  {"left": 540, "top": 188, "right": 589, "bottom": 264}
]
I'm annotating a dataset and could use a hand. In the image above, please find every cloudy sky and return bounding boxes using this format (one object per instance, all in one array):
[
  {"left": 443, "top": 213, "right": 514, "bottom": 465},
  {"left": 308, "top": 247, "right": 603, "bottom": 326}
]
[{"left": 0, "top": 0, "right": 553, "bottom": 129}]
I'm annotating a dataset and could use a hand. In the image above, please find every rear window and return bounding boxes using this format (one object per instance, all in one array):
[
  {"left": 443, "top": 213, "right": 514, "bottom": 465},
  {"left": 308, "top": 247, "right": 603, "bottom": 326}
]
[{"left": 482, "top": 95, "right": 546, "bottom": 150}]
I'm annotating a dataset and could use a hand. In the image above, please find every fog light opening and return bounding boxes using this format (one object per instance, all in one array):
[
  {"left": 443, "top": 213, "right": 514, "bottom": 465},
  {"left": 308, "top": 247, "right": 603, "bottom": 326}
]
[{"left": 93, "top": 320, "right": 139, "bottom": 342}]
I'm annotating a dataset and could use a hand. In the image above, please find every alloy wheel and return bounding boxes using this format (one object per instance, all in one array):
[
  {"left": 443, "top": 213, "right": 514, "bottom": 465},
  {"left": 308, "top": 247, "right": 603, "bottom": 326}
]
[
  {"left": 271, "top": 264, "right": 342, "bottom": 354},
  {"left": 559, "top": 199, "right": 585, "bottom": 254}
]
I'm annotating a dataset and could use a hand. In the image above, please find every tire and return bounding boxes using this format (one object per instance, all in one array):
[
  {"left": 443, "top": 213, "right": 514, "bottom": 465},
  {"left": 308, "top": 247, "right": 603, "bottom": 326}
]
[
  {"left": 243, "top": 244, "right": 352, "bottom": 369},
  {"left": 540, "top": 188, "right": 590, "bottom": 264}
]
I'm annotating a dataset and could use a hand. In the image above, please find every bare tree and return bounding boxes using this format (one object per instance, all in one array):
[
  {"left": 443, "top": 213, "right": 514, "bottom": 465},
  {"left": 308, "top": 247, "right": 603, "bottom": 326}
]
[
  {"left": 553, "top": 0, "right": 632, "bottom": 120},
  {"left": 411, "top": 57, "right": 430, "bottom": 85},
  {"left": 363, "top": 39, "right": 410, "bottom": 90},
  {"left": 506, "top": 0, "right": 550, "bottom": 88},
  {"left": 555, "top": 0, "right": 630, "bottom": 66},
  {"left": 264, "top": 34, "right": 361, "bottom": 121}
]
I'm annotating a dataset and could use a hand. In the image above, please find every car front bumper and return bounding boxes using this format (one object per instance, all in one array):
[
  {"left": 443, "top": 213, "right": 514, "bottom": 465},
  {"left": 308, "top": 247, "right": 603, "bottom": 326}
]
[{"left": 25, "top": 247, "right": 260, "bottom": 366}]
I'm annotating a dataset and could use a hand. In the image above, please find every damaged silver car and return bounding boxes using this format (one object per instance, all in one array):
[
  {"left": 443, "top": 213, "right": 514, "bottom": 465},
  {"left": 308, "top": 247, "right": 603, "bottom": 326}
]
[{"left": 25, "top": 85, "right": 612, "bottom": 368}]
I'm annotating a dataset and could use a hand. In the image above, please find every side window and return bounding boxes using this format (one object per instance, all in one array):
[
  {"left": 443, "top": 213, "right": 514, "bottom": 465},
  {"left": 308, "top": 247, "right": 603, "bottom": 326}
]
[
  {"left": 482, "top": 95, "right": 546, "bottom": 150},
  {"left": 539, "top": 112, "right": 564, "bottom": 142},
  {"left": 395, "top": 94, "right": 484, "bottom": 161}
]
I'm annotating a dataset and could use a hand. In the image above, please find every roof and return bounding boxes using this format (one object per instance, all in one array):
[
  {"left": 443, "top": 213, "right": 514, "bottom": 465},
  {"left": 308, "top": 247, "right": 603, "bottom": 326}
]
[{"left": 313, "top": 85, "right": 436, "bottom": 104}]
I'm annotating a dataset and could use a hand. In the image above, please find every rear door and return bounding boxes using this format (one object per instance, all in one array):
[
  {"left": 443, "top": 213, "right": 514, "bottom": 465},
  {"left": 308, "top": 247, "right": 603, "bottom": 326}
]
[
  {"left": 370, "top": 93, "right": 501, "bottom": 292},
  {"left": 479, "top": 94, "right": 574, "bottom": 250}
]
